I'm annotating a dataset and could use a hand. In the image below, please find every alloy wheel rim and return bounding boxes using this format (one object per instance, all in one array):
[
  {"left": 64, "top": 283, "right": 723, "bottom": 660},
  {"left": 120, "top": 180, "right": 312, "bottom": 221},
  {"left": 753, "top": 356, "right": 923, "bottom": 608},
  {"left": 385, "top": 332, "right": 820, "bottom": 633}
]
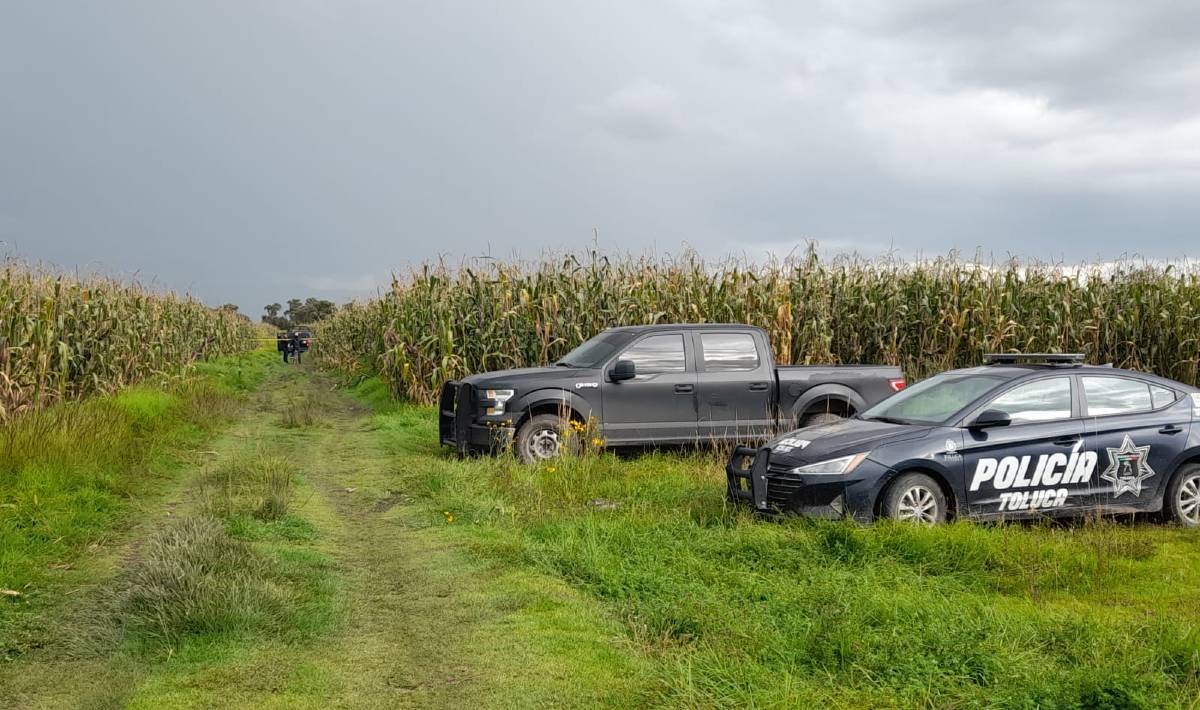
[
  {"left": 897, "top": 485, "right": 938, "bottom": 524},
  {"left": 527, "top": 427, "right": 561, "bottom": 460},
  {"left": 1179, "top": 475, "right": 1200, "bottom": 525}
]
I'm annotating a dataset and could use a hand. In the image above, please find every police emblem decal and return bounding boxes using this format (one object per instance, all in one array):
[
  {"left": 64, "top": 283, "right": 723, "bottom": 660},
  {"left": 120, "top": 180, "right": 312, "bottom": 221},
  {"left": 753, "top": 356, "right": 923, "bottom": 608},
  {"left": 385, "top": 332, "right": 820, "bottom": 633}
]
[{"left": 1100, "top": 435, "right": 1155, "bottom": 498}]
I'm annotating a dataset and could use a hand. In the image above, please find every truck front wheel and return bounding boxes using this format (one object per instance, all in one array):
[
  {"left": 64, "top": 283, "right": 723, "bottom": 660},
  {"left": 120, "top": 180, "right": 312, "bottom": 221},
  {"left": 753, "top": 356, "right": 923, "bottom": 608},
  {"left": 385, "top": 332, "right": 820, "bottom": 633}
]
[{"left": 515, "top": 414, "right": 578, "bottom": 464}]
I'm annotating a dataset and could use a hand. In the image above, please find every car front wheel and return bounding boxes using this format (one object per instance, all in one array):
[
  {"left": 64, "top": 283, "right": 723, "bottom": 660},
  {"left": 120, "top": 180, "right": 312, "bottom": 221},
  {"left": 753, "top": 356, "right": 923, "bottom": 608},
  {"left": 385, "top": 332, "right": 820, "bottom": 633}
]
[
  {"left": 1165, "top": 463, "right": 1200, "bottom": 528},
  {"left": 881, "top": 472, "right": 947, "bottom": 525}
]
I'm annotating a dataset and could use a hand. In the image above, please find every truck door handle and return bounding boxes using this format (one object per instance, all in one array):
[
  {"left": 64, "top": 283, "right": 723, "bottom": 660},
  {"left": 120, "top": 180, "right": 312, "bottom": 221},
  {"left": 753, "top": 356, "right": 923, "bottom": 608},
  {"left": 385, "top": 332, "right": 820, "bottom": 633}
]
[
  {"left": 1052, "top": 436, "right": 1080, "bottom": 446},
  {"left": 674, "top": 384, "right": 694, "bottom": 394},
  {"left": 748, "top": 382, "right": 769, "bottom": 391},
  {"left": 1159, "top": 425, "right": 1183, "bottom": 435}
]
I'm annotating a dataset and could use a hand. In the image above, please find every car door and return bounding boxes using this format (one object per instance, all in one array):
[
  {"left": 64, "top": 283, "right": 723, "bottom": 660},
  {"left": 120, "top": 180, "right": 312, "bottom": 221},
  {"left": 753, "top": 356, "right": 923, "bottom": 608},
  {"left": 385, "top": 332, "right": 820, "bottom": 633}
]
[
  {"left": 600, "top": 331, "right": 698, "bottom": 444},
  {"left": 1079, "top": 375, "right": 1192, "bottom": 511},
  {"left": 959, "top": 375, "right": 1089, "bottom": 518},
  {"left": 694, "top": 330, "right": 774, "bottom": 442}
]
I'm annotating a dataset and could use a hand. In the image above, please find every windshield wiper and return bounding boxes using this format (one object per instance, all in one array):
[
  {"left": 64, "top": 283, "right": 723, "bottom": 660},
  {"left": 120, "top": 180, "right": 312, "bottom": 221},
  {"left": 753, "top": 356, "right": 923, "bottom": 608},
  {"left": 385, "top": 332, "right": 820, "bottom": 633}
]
[
  {"left": 554, "top": 362, "right": 575, "bottom": 367},
  {"left": 863, "top": 415, "right": 910, "bottom": 425}
]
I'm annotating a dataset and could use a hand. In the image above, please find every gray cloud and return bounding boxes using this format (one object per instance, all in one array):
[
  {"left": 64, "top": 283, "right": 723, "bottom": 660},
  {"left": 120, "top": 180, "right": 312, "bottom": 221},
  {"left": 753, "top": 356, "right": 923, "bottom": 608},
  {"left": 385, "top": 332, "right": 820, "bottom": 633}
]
[{"left": 2, "top": 1, "right": 1199, "bottom": 313}]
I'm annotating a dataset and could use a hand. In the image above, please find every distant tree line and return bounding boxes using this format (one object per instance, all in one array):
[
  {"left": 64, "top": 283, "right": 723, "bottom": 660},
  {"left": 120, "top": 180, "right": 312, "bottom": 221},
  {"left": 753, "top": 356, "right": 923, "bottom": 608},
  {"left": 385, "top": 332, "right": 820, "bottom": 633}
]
[{"left": 262, "top": 298, "right": 338, "bottom": 329}]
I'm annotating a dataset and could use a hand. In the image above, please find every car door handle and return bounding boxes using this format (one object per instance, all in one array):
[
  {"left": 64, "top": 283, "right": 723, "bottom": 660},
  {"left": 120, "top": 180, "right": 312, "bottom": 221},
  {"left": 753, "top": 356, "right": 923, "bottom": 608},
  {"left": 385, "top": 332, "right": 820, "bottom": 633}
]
[
  {"left": 1052, "top": 436, "right": 1080, "bottom": 446},
  {"left": 1159, "top": 425, "right": 1184, "bottom": 435},
  {"left": 674, "top": 384, "right": 694, "bottom": 394},
  {"left": 748, "top": 382, "right": 769, "bottom": 391}
]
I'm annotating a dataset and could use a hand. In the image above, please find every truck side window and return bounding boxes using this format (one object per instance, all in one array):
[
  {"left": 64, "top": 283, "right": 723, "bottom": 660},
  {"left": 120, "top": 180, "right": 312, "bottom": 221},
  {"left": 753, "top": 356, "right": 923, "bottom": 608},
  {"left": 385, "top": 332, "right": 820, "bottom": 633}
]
[
  {"left": 620, "top": 334, "right": 686, "bottom": 374},
  {"left": 701, "top": 333, "right": 759, "bottom": 371}
]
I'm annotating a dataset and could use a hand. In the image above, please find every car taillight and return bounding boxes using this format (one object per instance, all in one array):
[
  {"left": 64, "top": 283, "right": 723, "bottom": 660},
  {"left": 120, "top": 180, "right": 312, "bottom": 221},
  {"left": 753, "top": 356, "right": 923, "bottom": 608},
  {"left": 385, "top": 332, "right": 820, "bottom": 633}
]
[
  {"left": 888, "top": 378, "right": 906, "bottom": 392},
  {"left": 303, "top": 340, "right": 311, "bottom": 346}
]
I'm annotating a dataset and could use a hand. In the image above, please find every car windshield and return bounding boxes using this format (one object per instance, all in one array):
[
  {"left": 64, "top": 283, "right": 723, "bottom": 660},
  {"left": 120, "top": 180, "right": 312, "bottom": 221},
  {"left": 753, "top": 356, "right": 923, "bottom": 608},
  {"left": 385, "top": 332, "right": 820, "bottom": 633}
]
[
  {"left": 555, "top": 331, "right": 637, "bottom": 368},
  {"left": 861, "top": 372, "right": 1009, "bottom": 425}
]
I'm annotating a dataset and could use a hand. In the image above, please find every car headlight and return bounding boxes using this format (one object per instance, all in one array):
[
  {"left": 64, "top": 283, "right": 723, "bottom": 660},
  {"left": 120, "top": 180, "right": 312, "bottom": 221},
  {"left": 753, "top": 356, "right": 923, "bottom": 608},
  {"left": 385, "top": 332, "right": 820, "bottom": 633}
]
[
  {"left": 485, "top": 389, "right": 515, "bottom": 415},
  {"left": 790, "top": 452, "right": 870, "bottom": 475}
]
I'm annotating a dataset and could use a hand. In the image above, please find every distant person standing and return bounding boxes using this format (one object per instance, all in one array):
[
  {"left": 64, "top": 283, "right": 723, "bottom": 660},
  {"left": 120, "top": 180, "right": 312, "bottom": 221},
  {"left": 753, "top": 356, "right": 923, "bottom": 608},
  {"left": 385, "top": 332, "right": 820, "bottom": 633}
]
[
  {"left": 290, "top": 330, "right": 304, "bottom": 364},
  {"left": 277, "top": 330, "right": 292, "bottom": 363}
]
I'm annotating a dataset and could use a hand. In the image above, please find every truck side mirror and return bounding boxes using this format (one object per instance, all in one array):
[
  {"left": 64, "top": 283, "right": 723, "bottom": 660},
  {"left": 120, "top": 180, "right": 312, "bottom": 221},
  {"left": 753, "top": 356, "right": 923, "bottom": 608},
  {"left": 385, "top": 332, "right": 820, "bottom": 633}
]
[
  {"left": 609, "top": 359, "right": 636, "bottom": 382},
  {"left": 968, "top": 409, "right": 1012, "bottom": 429}
]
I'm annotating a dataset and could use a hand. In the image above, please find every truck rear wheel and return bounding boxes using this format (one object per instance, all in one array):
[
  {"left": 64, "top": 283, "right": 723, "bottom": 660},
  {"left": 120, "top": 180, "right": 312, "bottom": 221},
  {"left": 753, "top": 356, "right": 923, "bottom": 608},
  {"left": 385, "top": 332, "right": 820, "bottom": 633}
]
[
  {"left": 802, "top": 411, "right": 844, "bottom": 427},
  {"left": 881, "top": 472, "right": 947, "bottom": 525},
  {"left": 515, "top": 414, "right": 578, "bottom": 464}
]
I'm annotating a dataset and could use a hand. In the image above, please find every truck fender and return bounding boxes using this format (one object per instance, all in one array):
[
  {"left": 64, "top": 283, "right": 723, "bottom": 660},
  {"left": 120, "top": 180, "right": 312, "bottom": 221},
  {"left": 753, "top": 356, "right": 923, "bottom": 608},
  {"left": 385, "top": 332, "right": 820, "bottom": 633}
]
[
  {"left": 510, "top": 388, "right": 595, "bottom": 427},
  {"left": 788, "top": 383, "right": 868, "bottom": 424}
]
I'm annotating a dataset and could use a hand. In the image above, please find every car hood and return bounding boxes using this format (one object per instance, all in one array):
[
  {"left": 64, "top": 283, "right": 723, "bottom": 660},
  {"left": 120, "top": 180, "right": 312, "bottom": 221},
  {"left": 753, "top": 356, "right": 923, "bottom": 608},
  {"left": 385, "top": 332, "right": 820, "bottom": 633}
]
[
  {"left": 764, "top": 417, "right": 933, "bottom": 467},
  {"left": 460, "top": 366, "right": 598, "bottom": 389}
]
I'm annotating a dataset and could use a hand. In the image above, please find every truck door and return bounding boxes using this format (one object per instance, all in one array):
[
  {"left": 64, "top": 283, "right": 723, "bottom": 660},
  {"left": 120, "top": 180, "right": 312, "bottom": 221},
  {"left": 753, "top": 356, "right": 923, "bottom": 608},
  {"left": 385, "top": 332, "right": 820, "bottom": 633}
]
[
  {"left": 1079, "top": 375, "right": 1192, "bottom": 511},
  {"left": 600, "top": 331, "right": 698, "bottom": 444},
  {"left": 694, "top": 330, "right": 774, "bottom": 441},
  {"left": 959, "top": 375, "right": 1090, "bottom": 517}
]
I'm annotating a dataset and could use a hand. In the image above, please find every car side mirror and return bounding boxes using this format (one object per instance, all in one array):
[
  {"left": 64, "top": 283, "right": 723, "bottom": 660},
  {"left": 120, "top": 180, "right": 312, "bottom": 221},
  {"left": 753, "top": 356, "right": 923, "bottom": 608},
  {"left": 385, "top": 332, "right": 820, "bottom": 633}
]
[
  {"left": 969, "top": 409, "right": 1012, "bottom": 429},
  {"left": 609, "top": 359, "right": 636, "bottom": 382}
]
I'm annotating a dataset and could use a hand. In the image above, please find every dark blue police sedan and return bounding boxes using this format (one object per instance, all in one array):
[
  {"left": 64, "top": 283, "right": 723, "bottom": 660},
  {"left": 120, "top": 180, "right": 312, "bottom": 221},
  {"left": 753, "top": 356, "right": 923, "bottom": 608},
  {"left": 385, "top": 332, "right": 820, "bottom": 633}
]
[{"left": 727, "top": 353, "right": 1200, "bottom": 525}]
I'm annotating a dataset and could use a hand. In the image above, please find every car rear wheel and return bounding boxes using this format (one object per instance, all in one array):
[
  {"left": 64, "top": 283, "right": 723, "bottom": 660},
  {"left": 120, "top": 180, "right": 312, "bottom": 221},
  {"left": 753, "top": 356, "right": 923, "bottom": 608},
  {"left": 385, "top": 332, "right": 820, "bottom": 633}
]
[
  {"left": 881, "top": 472, "right": 947, "bottom": 525},
  {"left": 1165, "top": 463, "right": 1200, "bottom": 528},
  {"left": 515, "top": 414, "right": 577, "bottom": 464}
]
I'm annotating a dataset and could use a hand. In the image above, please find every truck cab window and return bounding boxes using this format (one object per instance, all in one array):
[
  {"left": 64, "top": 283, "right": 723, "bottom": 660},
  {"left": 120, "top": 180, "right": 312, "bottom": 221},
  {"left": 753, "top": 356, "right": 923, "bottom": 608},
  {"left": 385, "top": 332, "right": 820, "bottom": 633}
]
[
  {"left": 620, "top": 334, "right": 686, "bottom": 374},
  {"left": 701, "top": 333, "right": 759, "bottom": 371}
]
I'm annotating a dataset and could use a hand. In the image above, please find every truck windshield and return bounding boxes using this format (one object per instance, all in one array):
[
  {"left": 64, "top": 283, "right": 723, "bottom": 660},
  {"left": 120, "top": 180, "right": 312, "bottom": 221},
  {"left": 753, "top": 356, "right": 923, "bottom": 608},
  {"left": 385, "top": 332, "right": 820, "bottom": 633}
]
[
  {"left": 861, "top": 372, "right": 1009, "bottom": 425},
  {"left": 556, "top": 331, "right": 637, "bottom": 368}
]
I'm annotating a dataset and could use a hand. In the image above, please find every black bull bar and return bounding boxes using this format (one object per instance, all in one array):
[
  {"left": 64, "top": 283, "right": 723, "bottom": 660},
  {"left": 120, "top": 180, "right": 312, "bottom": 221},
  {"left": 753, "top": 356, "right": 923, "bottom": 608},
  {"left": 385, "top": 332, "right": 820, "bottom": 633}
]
[{"left": 726, "top": 445, "right": 771, "bottom": 510}]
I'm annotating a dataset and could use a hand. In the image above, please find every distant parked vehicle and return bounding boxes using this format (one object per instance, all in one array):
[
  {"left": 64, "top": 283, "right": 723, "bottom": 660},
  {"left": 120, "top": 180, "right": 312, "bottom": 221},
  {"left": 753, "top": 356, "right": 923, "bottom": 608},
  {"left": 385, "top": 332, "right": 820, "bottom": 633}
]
[
  {"left": 440, "top": 324, "right": 905, "bottom": 463},
  {"left": 728, "top": 353, "right": 1200, "bottom": 526},
  {"left": 279, "top": 328, "right": 312, "bottom": 363}
]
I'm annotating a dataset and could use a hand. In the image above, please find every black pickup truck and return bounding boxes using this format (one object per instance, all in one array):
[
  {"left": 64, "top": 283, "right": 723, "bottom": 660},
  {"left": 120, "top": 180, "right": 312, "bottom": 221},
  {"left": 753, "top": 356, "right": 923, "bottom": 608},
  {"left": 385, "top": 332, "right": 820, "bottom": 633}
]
[{"left": 440, "top": 324, "right": 905, "bottom": 462}]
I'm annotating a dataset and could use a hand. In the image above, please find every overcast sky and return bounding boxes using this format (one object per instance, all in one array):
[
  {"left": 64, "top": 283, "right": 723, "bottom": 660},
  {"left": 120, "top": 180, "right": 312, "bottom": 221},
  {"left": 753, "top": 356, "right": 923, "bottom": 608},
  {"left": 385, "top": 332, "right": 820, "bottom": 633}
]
[{"left": 3, "top": 1, "right": 1200, "bottom": 313}]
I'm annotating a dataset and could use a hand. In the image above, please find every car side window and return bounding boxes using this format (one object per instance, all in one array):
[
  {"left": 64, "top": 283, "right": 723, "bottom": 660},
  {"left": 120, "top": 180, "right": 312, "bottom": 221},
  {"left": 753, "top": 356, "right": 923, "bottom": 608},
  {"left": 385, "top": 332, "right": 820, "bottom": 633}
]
[
  {"left": 1151, "top": 384, "right": 1178, "bottom": 409},
  {"left": 700, "top": 333, "right": 759, "bottom": 372},
  {"left": 1083, "top": 376, "right": 1153, "bottom": 416},
  {"left": 620, "top": 334, "right": 686, "bottom": 374},
  {"left": 985, "top": 376, "right": 1072, "bottom": 424}
]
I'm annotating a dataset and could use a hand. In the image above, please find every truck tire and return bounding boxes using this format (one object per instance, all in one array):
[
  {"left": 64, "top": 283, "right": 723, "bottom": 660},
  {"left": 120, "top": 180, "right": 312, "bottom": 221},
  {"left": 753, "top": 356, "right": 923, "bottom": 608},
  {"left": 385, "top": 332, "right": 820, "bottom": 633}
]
[
  {"left": 803, "top": 411, "right": 844, "bottom": 427},
  {"left": 515, "top": 414, "right": 578, "bottom": 464},
  {"left": 881, "top": 472, "right": 947, "bottom": 525},
  {"left": 1164, "top": 463, "right": 1200, "bottom": 528}
]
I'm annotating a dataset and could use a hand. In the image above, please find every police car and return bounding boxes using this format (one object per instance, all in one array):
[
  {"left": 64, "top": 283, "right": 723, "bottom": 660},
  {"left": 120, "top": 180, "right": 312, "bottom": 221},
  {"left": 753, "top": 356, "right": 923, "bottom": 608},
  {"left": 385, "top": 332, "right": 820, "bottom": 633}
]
[{"left": 727, "top": 354, "right": 1200, "bottom": 526}]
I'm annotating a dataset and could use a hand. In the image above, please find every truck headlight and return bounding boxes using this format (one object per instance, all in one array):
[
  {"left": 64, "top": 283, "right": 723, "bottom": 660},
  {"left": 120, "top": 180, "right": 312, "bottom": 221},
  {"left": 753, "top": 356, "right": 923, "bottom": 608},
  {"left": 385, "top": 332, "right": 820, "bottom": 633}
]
[
  {"left": 485, "top": 389, "right": 515, "bottom": 415},
  {"left": 790, "top": 452, "right": 869, "bottom": 475}
]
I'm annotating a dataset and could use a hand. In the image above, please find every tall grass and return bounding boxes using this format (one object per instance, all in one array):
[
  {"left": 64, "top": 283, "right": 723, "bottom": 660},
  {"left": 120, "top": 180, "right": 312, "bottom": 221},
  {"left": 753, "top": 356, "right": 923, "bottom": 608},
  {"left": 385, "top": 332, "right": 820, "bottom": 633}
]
[
  {"left": 316, "top": 248, "right": 1200, "bottom": 402},
  {"left": 0, "top": 260, "right": 256, "bottom": 420}
]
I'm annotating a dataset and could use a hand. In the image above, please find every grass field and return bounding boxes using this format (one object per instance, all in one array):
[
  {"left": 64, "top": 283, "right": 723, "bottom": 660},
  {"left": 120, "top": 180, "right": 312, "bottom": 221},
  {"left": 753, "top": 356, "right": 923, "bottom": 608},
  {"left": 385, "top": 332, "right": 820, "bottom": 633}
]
[{"left": 5, "top": 360, "right": 1200, "bottom": 708}]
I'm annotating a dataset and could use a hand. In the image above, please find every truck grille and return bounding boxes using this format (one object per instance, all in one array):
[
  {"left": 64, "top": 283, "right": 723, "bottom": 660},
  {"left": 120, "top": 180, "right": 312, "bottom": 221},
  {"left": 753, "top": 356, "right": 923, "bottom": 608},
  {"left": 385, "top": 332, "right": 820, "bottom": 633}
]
[{"left": 438, "top": 381, "right": 459, "bottom": 445}]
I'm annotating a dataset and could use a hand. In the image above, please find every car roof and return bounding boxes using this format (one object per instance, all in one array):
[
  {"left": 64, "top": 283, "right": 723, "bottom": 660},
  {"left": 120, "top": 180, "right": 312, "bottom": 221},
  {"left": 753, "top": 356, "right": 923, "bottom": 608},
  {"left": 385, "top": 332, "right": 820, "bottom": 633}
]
[
  {"left": 941, "top": 363, "right": 1199, "bottom": 391},
  {"left": 605, "top": 323, "right": 765, "bottom": 333}
]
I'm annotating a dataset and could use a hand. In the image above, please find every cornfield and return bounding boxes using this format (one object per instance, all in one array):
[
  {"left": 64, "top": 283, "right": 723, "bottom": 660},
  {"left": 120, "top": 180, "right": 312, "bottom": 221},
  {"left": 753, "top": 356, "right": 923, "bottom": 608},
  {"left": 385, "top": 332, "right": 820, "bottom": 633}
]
[
  {"left": 0, "top": 261, "right": 256, "bottom": 420},
  {"left": 315, "top": 248, "right": 1200, "bottom": 403}
]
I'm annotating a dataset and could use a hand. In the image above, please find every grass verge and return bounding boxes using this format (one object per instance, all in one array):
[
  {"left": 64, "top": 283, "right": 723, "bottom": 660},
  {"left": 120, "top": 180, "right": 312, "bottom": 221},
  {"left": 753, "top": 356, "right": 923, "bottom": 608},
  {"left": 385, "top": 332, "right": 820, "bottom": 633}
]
[
  {"left": 358, "top": 384, "right": 1200, "bottom": 709},
  {"left": 0, "top": 350, "right": 277, "bottom": 657}
]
